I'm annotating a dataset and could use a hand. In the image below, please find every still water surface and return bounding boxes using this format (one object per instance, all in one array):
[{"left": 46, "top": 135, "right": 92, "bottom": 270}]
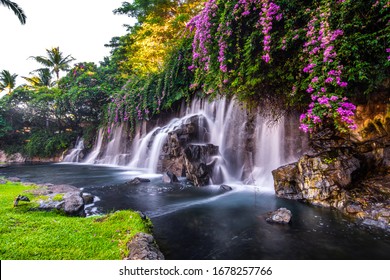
[{"left": 1, "top": 163, "right": 389, "bottom": 259}]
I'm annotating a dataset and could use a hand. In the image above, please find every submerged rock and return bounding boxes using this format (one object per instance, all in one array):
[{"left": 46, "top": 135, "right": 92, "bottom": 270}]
[
  {"left": 220, "top": 185, "right": 233, "bottom": 191},
  {"left": 127, "top": 177, "right": 151, "bottom": 185},
  {"left": 162, "top": 171, "right": 179, "bottom": 183},
  {"left": 266, "top": 208, "right": 292, "bottom": 224},
  {"left": 126, "top": 232, "right": 164, "bottom": 260}
]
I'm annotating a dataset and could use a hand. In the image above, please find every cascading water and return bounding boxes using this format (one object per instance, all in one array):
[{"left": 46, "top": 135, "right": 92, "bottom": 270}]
[
  {"left": 250, "top": 116, "right": 285, "bottom": 189},
  {"left": 74, "top": 96, "right": 302, "bottom": 188},
  {"left": 83, "top": 128, "right": 104, "bottom": 164},
  {"left": 63, "top": 137, "right": 85, "bottom": 162}
]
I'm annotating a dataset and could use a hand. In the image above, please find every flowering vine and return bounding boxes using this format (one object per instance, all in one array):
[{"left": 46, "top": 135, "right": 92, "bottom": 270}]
[
  {"left": 187, "top": 0, "right": 282, "bottom": 76},
  {"left": 298, "top": 2, "right": 357, "bottom": 134}
]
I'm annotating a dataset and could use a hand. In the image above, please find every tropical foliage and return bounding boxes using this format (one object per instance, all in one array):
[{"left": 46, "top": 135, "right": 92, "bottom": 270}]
[
  {"left": 0, "top": 70, "right": 17, "bottom": 95},
  {"left": 107, "top": 0, "right": 389, "bottom": 134},
  {"left": 0, "top": 0, "right": 26, "bottom": 24},
  {"left": 29, "top": 47, "right": 75, "bottom": 81}
]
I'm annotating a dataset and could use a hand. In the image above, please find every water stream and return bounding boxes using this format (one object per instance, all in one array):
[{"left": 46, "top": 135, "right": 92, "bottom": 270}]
[{"left": 1, "top": 163, "right": 389, "bottom": 259}]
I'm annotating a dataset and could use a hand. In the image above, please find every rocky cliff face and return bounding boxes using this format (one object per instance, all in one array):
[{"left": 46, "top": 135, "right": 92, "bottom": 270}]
[{"left": 273, "top": 103, "right": 390, "bottom": 230}]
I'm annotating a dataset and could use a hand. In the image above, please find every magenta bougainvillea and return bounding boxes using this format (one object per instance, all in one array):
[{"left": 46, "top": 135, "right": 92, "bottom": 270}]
[
  {"left": 298, "top": 2, "right": 357, "bottom": 133},
  {"left": 187, "top": 0, "right": 282, "bottom": 74}
]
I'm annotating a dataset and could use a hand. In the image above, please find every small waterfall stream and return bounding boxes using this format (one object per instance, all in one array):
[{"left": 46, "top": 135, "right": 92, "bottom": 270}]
[{"left": 63, "top": 137, "right": 85, "bottom": 163}]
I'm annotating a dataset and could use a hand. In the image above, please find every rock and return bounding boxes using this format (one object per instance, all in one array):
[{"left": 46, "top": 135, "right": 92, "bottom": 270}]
[
  {"left": 0, "top": 179, "right": 6, "bottom": 184},
  {"left": 13, "top": 195, "right": 30, "bottom": 207},
  {"left": 273, "top": 151, "right": 360, "bottom": 206},
  {"left": 7, "top": 177, "right": 21, "bottom": 182},
  {"left": 31, "top": 184, "right": 85, "bottom": 216},
  {"left": 184, "top": 144, "right": 218, "bottom": 187},
  {"left": 0, "top": 164, "right": 10, "bottom": 168},
  {"left": 0, "top": 150, "right": 26, "bottom": 163},
  {"left": 82, "top": 193, "right": 95, "bottom": 205},
  {"left": 272, "top": 163, "right": 303, "bottom": 200},
  {"left": 266, "top": 208, "right": 292, "bottom": 224},
  {"left": 162, "top": 171, "right": 179, "bottom": 183},
  {"left": 136, "top": 211, "right": 147, "bottom": 220},
  {"left": 361, "top": 218, "right": 389, "bottom": 230},
  {"left": 220, "top": 185, "right": 233, "bottom": 191},
  {"left": 127, "top": 177, "right": 151, "bottom": 185},
  {"left": 63, "top": 192, "right": 85, "bottom": 217},
  {"left": 47, "top": 184, "right": 80, "bottom": 194},
  {"left": 346, "top": 204, "right": 363, "bottom": 214},
  {"left": 126, "top": 233, "right": 164, "bottom": 260}
]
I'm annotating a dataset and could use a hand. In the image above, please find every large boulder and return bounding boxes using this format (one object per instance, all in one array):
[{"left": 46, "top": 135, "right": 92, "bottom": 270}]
[
  {"left": 63, "top": 192, "right": 85, "bottom": 216},
  {"left": 126, "top": 232, "right": 164, "bottom": 260},
  {"left": 30, "top": 184, "right": 86, "bottom": 217},
  {"left": 184, "top": 144, "right": 218, "bottom": 187},
  {"left": 273, "top": 151, "right": 360, "bottom": 208}
]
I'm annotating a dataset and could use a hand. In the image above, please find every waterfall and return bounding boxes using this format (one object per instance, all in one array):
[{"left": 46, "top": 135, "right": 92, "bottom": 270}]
[
  {"left": 250, "top": 116, "right": 285, "bottom": 188},
  {"left": 76, "top": 96, "right": 304, "bottom": 188},
  {"left": 63, "top": 137, "right": 85, "bottom": 163},
  {"left": 83, "top": 128, "right": 104, "bottom": 164}
]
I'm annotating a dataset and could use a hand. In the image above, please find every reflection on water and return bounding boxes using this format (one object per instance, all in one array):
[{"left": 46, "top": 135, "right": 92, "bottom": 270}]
[{"left": 1, "top": 163, "right": 389, "bottom": 259}]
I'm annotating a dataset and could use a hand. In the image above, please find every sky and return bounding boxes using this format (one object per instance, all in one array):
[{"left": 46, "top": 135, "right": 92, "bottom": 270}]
[{"left": 0, "top": 0, "right": 133, "bottom": 88}]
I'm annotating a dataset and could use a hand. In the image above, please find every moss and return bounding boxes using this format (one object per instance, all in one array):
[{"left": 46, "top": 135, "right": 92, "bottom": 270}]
[{"left": 52, "top": 194, "right": 64, "bottom": 201}]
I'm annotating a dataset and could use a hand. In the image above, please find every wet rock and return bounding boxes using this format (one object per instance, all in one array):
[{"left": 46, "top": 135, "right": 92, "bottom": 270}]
[
  {"left": 136, "top": 211, "right": 147, "bottom": 220},
  {"left": 29, "top": 184, "right": 86, "bottom": 217},
  {"left": 273, "top": 151, "right": 360, "bottom": 207},
  {"left": 184, "top": 144, "right": 218, "bottom": 187},
  {"left": 7, "top": 177, "right": 21, "bottom": 182},
  {"left": 220, "top": 185, "right": 233, "bottom": 191},
  {"left": 361, "top": 218, "right": 389, "bottom": 230},
  {"left": 0, "top": 179, "right": 6, "bottom": 184},
  {"left": 162, "top": 171, "right": 179, "bottom": 183},
  {"left": 64, "top": 192, "right": 85, "bottom": 217},
  {"left": 127, "top": 177, "right": 151, "bottom": 185},
  {"left": 266, "top": 208, "right": 292, "bottom": 224},
  {"left": 126, "top": 233, "right": 164, "bottom": 260},
  {"left": 346, "top": 204, "right": 363, "bottom": 214},
  {"left": 47, "top": 184, "right": 79, "bottom": 194},
  {"left": 82, "top": 193, "right": 95, "bottom": 205},
  {"left": 272, "top": 163, "right": 302, "bottom": 200}
]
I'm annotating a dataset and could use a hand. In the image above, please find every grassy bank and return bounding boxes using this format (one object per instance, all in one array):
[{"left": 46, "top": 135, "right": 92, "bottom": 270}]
[{"left": 0, "top": 181, "right": 152, "bottom": 260}]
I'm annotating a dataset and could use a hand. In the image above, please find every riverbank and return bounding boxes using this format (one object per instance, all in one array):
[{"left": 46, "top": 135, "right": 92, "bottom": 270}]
[{"left": 0, "top": 179, "right": 160, "bottom": 260}]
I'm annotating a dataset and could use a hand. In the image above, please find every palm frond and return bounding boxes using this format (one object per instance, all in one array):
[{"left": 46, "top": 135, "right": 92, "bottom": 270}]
[{"left": 0, "top": 0, "right": 27, "bottom": 24}]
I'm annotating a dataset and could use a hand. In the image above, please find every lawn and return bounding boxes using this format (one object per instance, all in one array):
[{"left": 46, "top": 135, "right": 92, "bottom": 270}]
[{"left": 0, "top": 181, "right": 152, "bottom": 260}]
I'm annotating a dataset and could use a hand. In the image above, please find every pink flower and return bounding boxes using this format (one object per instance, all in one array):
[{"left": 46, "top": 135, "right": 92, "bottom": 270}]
[{"left": 262, "top": 53, "right": 271, "bottom": 63}]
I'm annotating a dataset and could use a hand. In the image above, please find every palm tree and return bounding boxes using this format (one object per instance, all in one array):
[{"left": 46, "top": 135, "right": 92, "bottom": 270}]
[
  {"left": 0, "top": 70, "right": 18, "bottom": 95},
  {"left": 22, "top": 68, "right": 55, "bottom": 88},
  {"left": 29, "top": 47, "right": 76, "bottom": 81},
  {"left": 0, "top": 0, "right": 27, "bottom": 24}
]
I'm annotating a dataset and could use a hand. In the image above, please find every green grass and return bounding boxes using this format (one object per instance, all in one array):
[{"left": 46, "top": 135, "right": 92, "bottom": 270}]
[{"left": 0, "top": 181, "right": 153, "bottom": 260}]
